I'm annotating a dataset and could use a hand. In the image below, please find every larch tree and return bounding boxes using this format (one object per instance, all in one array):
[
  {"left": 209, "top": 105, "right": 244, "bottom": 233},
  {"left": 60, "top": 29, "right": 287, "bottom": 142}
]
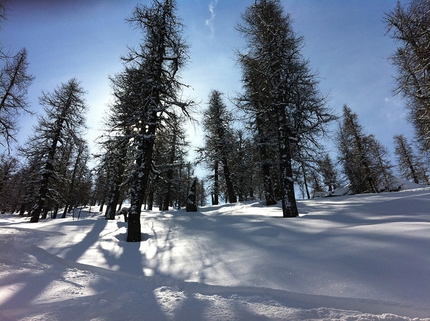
[
  {"left": 99, "top": 135, "right": 131, "bottom": 220},
  {"left": 99, "top": 69, "right": 137, "bottom": 220},
  {"left": 1, "top": 0, "right": 34, "bottom": 150},
  {"left": 154, "top": 113, "right": 189, "bottom": 210},
  {"left": 199, "top": 90, "right": 236, "bottom": 205},
  {"left": 24, "top": 79, "right": 88, "bottom": 222},
  {"left": 0, "top": 153, "right": 19, "bottom": 212},
  {"left": 365, "top": 135, "right": 395, "bottom": 192},
  {"left": 317, "top": 154, "right": 338, "bottom": 193},
  {"left": 15, "top": 155, "right": 41, "bottom": 215},
  {"left": 337, "top": 105, "right": 394, "bottom": 194},
  {"left": 393, "top": 134, "right": 429, "bottom": 185},
  {"left": 0, "top": 48, "right": 34, "bottom": 150},
  {"left": 122, "top": 0, "right": 193, "bottom": 242},
  {"left": 237, "top": 0, "right": 333, "bottom": 217},
  {"left": 230, "top": 130, "right": 259, "bottom": 202},
  {"left": 385, "top": 0, "right": 430, "bottom": 153},
  {"left": 337, "top": 105, "right": 376, "bottom": 194},
  {"left": 61, "top": 139, "right": 92, "bottom": 218}
]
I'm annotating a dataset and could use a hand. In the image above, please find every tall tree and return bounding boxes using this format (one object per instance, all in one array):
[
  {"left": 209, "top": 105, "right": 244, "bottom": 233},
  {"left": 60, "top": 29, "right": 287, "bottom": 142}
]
[
  {"left": 24, "top": 79, "right": 88, "bottom": 222},
  {"left": 385, "top": 0, "right": 430, "bottom": 153},
  {"left": 394, "top": 134, "right": 429, "bottom": 185},
  {"left": 230, "top": 130, "right": 259, "bottom": 202},
  {"left": 99, "top": 134, "right": 131, "bottom": 220},
  {"left": 154, "top": 113, "right": 189, "bottom": 210},
  {"left": 99, "top": 66, "right": 144, "bottom": 219},
  {"left": 337, "top": 105, "right": 394, "bottom": 194},
  {"left": 62, "top": 139, "right": 92, "bottom": 218},
  {"left": 365, "top": 135, "right": 395, "bottom": 192},
  {"left": 199, "top": 90, "right": 236, "bottom": 204},
  {"left": 121, "top": 0, "right": 192, "bottom": 242},
  {"left": 337, "top": 105, "right": 376, "bottom": 194},
  {"left": 237, "top": 0, "right": 333, "bottom": 217}
]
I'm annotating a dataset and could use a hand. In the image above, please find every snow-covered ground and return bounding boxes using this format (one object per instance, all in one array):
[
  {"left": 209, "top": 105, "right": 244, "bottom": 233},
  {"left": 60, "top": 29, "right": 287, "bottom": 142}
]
[{"left": 1, "top": 187, "right": 430, "bottom": 321}]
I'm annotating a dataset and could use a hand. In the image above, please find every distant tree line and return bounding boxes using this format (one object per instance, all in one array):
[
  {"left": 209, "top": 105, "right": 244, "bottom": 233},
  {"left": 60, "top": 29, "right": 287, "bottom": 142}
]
[{"left": 0, "top": 0, "right": 429, "bottom": 237}]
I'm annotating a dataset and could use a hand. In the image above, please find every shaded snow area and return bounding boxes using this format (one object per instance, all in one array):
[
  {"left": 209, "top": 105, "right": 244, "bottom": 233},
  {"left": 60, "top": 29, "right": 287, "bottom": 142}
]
[{"left": 1, "top": 187, "right": 430, "bottom": 320}]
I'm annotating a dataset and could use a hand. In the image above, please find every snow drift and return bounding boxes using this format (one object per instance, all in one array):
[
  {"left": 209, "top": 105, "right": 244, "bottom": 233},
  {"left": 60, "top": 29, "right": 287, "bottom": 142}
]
[{"left": 1, "top": 186, "right": 430, "bottom": 320}]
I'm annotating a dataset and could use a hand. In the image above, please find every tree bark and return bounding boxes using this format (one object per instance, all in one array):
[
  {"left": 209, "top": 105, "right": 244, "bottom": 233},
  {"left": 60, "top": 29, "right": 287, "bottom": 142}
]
[
  {"left": 278, "top": 110, "right": 298, "bottom": 217},
  {"left": 222, "top": 157, "right": 236, "bottom": 203},
  {"left": 212, "top": 160, "right": 219, "bottom": 205},
  {"left": 127, "top": 112, "right": 157, "bottom": 242}
]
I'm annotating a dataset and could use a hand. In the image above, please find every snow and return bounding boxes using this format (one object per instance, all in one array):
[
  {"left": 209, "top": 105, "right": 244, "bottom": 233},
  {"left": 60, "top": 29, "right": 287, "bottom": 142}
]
[
  {"left": 331, "top": 178, "right": 423, "bottom": 196},
  {"left": 1, "top": 187, "right": 430, "bottom": 320}
]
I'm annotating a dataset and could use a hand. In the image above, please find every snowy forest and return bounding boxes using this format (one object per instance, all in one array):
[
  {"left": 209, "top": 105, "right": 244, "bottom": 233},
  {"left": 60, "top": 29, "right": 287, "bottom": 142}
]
[{"left": 1, "top": 0, "right": 430, "bottom": 243}]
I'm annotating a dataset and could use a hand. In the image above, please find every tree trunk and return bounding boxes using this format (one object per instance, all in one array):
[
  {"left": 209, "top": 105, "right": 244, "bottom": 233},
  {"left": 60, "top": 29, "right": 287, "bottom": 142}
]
[
  {"left": 212, "top": 161, "right": 219, "bottom": 205},
  {"left": 105, "top": 135, "right": 128, "bottom": 220},
  {"left": 98, "top": 201, "right": 104, "bottom": 213},
  {"left": 186, "top": 179, "right": 198, "bottom": 212},
  {"left": 221, "top": 157, "right": 236, "bottom": 203},
  {"left": 262, "top": 161, "right": 277, "bottom": 206},
  {"left": 277, "top": 111, "right": 298, "bottom": 217},
  {"left": 127, "top": 113, "right": 157, "bottom": 242},
  {"left": 147, "top": 190, "right": 154, "bottom": 211},
  {"left": 105, "top": 182, "right": 120, "bottom": 220},
  {"left": 52, "top": 205, "right": 59, "bottom": 219},
  {"left": 256, "top": 118, "right": 276, "bottom": 206},
  {"left": 301, "top": 163, "right": 311, "bottom": 200}
]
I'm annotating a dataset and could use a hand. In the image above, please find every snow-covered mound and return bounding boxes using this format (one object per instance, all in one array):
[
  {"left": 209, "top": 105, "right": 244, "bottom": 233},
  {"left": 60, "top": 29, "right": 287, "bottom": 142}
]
[
  {"left": 1, "top": 187, "right": 430, "bottom": 320},
  {"left": 389, "top": 177, "right": 424, "bottom": 190},
  {"left": 331, "top": 178, "right": 424, "bottom": 196}
]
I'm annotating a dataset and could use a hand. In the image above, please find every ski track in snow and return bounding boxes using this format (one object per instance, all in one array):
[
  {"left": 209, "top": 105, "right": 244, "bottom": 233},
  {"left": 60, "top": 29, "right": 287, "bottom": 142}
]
[{"left": 1, "top": 187, "right": 430, "bottom": 320}]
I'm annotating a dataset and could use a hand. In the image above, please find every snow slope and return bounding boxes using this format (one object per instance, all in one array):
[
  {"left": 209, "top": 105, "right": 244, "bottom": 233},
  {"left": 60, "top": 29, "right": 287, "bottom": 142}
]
[{"left": 1, "top": 187, "right": 430, "bottom": 320}]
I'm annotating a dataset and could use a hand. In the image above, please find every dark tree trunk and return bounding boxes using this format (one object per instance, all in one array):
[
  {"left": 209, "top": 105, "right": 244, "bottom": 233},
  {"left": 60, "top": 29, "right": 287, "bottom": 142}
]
[
  {"left": 301, "top": 163, "right": 311, "bottom": 200},
  {"left": 262, "top": 160, "right": 277, "bottom": 206},
  {"left": 212, "top": 160, "right": 219, "bottom": 205},
  {"left": 99, "top": 201, "right": 104, "bottom": 213},
  {"left": 52, "top": 205, "right": 59, "bottom": 219},
  {"left": 147, "top": 190, "right": 154, "bottom": 211},
  {"left": 19, "top": 204, "right": 25, "bottom": 216},
  {"left": 127, "top": 113, "right": 157, "bottom": 242},
  {"left": 63, "top": 204, "right": 69, "bottom": 216},
  {"left": 221, "top": 157, "right": 236, "bottom": 203},
  {"left": 105, "top": 183, "right": 120, "bottom": 220},
  {"left": 105, "top": 134, "right": 128, "bottom": 220},
  {"left": 186, "top": 179, "right": 198, "bottom": 212},
  {"left": 277, "top": 112, "right": 298, "bottom": 217},
  {"left": 61, "top": 208, "right": 67, "bottom": 218},
  {"left": 256, "top": 117, "right": 276, "bottom": 206}
]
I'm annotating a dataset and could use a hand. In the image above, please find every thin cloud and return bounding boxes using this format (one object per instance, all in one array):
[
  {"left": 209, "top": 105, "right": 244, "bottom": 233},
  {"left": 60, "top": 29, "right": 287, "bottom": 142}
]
[{"left": 205, "top": 0, "right": 218, "bottom": 37}]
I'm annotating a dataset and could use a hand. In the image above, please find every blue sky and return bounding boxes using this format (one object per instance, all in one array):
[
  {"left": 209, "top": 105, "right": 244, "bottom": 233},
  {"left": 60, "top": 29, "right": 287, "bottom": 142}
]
[{"left": 2, "top": 0, "right": 412, "bottom": 169}]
